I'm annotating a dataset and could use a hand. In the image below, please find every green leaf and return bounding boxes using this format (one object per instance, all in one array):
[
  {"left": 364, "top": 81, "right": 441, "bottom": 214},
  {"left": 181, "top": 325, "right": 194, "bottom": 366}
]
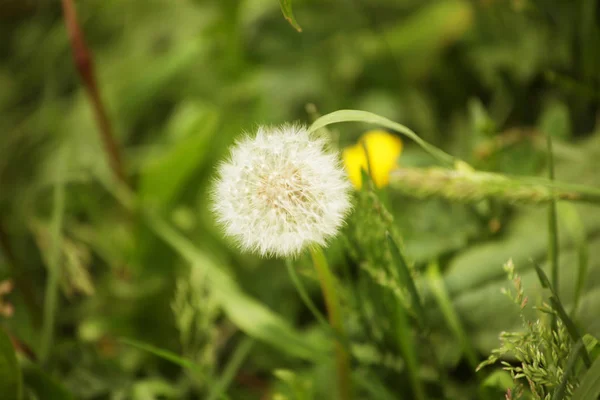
[
  {"left": 308, "top": 109, "right": 457, "bottom": 166},
  {"left": 120, "top": 337, "right": 206, "bottom": 376},
  {"left": 386, "top": 232, "right": 426, "bottom": 325},
  {"left": 22, "top": 361, "right": 73, "bottom": 400},
  {"left": 481, "top": 369, "right": 513, "bottom": 391},
  {"left": 558, "top": 203, "right": 589, "bottom": 313},
  {"left": 278, "top": 0, "right": 302, "bottom": 32},
  {"left": 146, "top": 212, "right": 327, "bottom": 361},
  {"left": 553, "top": 340, "right": 585, "bottom": 400},
  {"left": 207, "top": 338, "right": 253, "bottom": 400},
  {"left": 427, "top": 262, "right": 478, "bottom": 369},
  {"left": 0, "top": 329, "right": 21, "bottom": 400},
  {"left": 40, "top": 154, "right": 66, "bottom": 364},
  {"left": 572, "top": 354, "right": 600, "bottom": 400},
  {"left": 533, "top": 263, "right": 592, "bottom": 368}
]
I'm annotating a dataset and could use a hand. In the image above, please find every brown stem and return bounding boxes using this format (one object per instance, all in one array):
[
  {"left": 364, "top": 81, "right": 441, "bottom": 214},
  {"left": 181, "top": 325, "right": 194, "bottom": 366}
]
[{"left": 61, "top": 0, "right": 127, "bottom": 185}]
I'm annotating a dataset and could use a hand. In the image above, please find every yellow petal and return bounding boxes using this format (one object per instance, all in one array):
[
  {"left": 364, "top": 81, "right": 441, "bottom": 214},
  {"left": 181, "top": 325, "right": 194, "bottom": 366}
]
[{"left": 343, "top": 130, "right": 403, "bottom": 189}]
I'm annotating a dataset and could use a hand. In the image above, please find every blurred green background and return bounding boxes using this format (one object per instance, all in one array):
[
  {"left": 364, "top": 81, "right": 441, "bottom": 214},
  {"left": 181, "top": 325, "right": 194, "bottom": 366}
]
[{"left": 1, "top": 0, "right": 600, "bottom": 399}]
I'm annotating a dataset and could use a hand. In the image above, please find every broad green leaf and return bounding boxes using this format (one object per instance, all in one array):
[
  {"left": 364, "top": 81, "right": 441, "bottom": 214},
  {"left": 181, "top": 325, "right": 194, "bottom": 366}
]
[
  {"left": 572, "top": 354, "right": 600, "bottom": 400},
  {"left": 0, "top": 329, "right": 21, "bottom": 400},
  {"left": 278, "top": 0, "right": 302, "bottom": 32}
]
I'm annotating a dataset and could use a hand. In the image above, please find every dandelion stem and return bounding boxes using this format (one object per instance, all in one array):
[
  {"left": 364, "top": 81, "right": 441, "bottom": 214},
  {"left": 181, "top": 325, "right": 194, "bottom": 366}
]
[{"left": 309, "top": 245, "right": 352, "bottom": 400}]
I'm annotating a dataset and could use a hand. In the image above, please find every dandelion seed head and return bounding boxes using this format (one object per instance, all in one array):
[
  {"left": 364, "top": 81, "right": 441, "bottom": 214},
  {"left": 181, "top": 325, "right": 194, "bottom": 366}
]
[{"left": 212, "top": 125, "right": 352, "bottom": 257}]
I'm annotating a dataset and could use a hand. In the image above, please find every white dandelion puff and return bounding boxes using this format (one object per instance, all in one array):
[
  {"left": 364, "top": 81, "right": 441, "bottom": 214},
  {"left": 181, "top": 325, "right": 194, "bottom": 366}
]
[{"left": 212, "top": 124, "right": 352, "bottom": 257}]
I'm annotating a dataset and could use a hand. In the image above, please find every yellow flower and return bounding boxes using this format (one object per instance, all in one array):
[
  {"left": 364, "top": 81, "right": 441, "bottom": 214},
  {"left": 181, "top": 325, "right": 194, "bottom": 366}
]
[{"left": 342, "top": 130, "right": 403, "bottom": 189}]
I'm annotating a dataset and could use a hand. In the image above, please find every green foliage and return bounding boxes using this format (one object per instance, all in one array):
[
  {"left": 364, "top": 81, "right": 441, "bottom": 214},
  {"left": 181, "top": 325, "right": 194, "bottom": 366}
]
[
  {"left": 0, "top": 328, "right": 21, "bottom": 400},
  {"left": 2, "top": 0, "right": 600, "bottom": 398},
  {"left": 572, "top": 355, "right": 600, "bottom": 400}
]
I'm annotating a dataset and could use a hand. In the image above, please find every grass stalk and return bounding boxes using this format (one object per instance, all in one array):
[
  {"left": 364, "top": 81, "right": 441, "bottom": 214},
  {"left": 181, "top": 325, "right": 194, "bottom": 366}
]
[
  {"left": 61, "top": 0, "right": 127, "bottom": 185},
  {"left": 285, "top": 258, "right": 330, "bottom": 329},
  {"left": 309, "top": 245, "right": 352, "bottom": 400},
  {"left": 547, "top": 136, "right": 559, "bottom": 326},
  {"left": 40, "top": 164, "right": 66, "bottom": 364}
]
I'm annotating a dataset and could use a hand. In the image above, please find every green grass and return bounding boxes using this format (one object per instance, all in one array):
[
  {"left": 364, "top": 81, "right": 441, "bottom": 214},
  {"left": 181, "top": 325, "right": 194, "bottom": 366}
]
[{"left": 1, "top": 0, "right": 600, "bottom": 399}]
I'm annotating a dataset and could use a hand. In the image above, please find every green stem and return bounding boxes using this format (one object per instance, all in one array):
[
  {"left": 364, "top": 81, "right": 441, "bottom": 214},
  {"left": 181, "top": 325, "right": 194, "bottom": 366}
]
[
  {"left": 285, "top": 259, "right": 330, "bottom": 329},
  {"left": 40, "top": 164, "right": 66, "bottom": 364},
  {"left": 309, "top": 246, "right": 351, "bottom": 400},
  {"left": 547, "top": 136, "right": 559, "bottom": 330}
]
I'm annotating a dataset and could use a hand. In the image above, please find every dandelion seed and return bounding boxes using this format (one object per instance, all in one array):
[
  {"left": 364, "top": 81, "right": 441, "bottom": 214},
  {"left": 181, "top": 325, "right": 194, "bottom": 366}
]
[{"left": 212, "top": 124, "right": 352, "bottom": 257}]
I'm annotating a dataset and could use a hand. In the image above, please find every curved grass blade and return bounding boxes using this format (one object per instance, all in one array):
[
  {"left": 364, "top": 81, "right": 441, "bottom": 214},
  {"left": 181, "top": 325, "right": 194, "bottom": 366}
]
[
  {"left": 308, "top": 109, "right": 457, "bottom": 166},
  {"left": 385, "top": 232, "right": 425, "bottom": 325},
  {"left": 285, "top": 259, "right": 329, "bottom": 329},
  {"left": 120, "top": 337, "right": 207, "bottom": 376},
  {"left": 572, "top": 353, "right": 600, "bottom": 400},
  {"left": 278, "top": 0, "right": 302, "bottom": 32}
]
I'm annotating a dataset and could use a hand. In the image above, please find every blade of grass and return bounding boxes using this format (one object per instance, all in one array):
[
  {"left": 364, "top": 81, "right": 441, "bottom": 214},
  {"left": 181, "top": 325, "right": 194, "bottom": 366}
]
[
  {"left": 385, "top": 233, "right": 425, "bottom": 325},
  {"left": 557, "top": 203, "right": 589, "bottom": 315},
  {"left": 547, "top": 135, "right": 559, "bottom": 329},
  {"left": 572, "top": 353, "right": 600, "bottom": 400},
  {"left": 427, "top": 262, "right": 478, "bottom": 369},
  {"left": 0, "top": 328, "right": 22, "bottom": 400},
  {"left": 207, "top": 338, "right": 253, "bottom": 400},
  {"left": 278, "top": 0, "right": 302, "bottom": 32},
  {"left": 40, "top": 158, "right": 66, "bottom": 364},
  {"left": 393, "top": 296, "right": 426, "bottom": 400},
  {"left": 309, "top": 245, "right": 352, "bottom": 400},
  {"left": 308, "top": 110, "right": 457, "bottom": 167},
  {"left": 532, "top": 264, "right": 592, "bottom": 368},
  {"left": 552, "top": 339, "right": 585, "bottom": 400},
  {"left": 120, "top": 338, "right": 208, "bottom": 378},
  {"left": 285, "top": 259, "right": 330, "bottom": 329},
  {"left": 386, "top": 233, "right": 453, "bottom": 393}
]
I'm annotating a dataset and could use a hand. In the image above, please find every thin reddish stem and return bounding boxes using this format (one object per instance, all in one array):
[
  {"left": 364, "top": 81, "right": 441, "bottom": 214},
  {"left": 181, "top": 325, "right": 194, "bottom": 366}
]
[{"left": 61, "top": 0, "right": 127, "bottom": 185}]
